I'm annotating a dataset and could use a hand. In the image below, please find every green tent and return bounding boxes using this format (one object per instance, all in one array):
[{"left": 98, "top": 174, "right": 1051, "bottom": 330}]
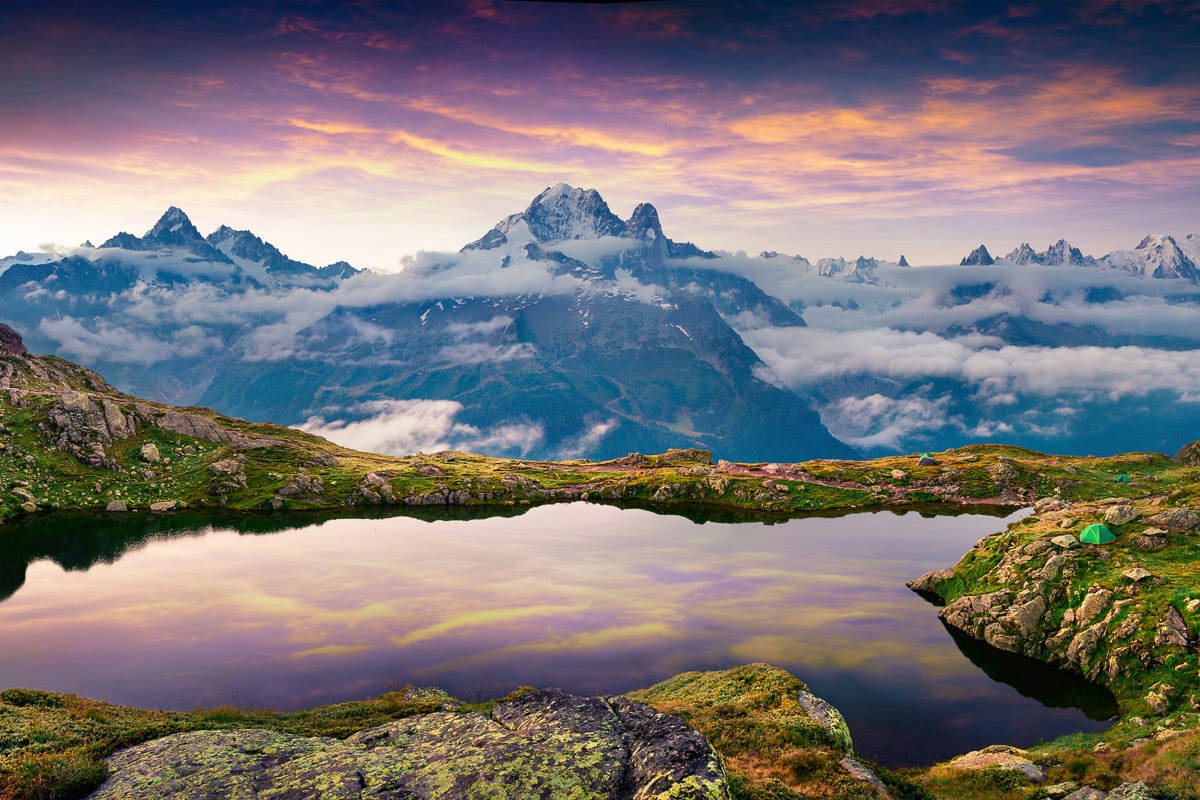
[
  {"left": 1080, "top": 523, "right": 1115, "bottom": 544},
  {"left": 1116, "top": 474, "right": 1131, "bottom": 483}
]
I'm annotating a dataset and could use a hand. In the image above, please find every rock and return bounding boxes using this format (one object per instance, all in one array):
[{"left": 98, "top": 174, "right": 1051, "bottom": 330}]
[
  {"left": 1176, "top": 438, "right": 1200, "bottom": 467},
  {"left": 277, "top": 474, "right": 324, "bottom": 499},
  {"left": 415, "top": 464, "right": 446, "bottom": 477},
  {"left": 1035, "top": 497, "right": 1070, "bottom": 513},
  {"left": 795, "top": 689, "right": 853, "bottom": 752},
  {"left": 839, "top": 756, "right": 889, "bottom": 797},
  {"left": 1149, "top": 508, "right": 1200, "bottom": 532},
  {"left": 1045, "top": 783, "right": 1079, "bottom": 799},
  {"left": 149, "top": 500, "right": 177, "bottom": 512},
  {"left": 1064, "top": 788, "right": 1108, "bottom": 800},
  {"left": 139, "top": 443, "right": 162, "bottom": 463},
  {"left": 157, "top": 411, "right": 231, "bottom": 443},
  {"left": 1187, "top": 599, "right": 1200, "bottom": 613},
  {"left": 906, "top": 568, "right": 955, "bottom": 594},
  {"left": 1007, "top": 596, "right": 1047, "bottom": 638},
  {"left": 20, "top": 501, "right": 36, "bottom": 514},
  {"left": 891, "top": 469, "right": 907, "bottom": 480},
  {"left": 1108, "top": 782, "right": 1154, "bottom": 800},
  {"left": 363, "top": 472, "right": 387, "bottom": 485},
  {"left": 1104, "top": 505, "right": 1140, "bottom": 526},
  {"left": 101, "top": 399, "right": 133, "bottom": 439},
  {"left": 1122, "top": 567, "right": 1152, "bottom": 582},
  {"left": 1051, "top": 534, "right": 1079, "bottom": 548},
  {"left": 207, "top": 459, "right": 242, "bottom": 476},
  {"left": 1132, "top": 534, "right": 1167, "bottom": 550},
  {"left": 1060, "top": 518, "right": 1077, "bottom": 528},
  {"left": 89, "top": 689, "right": 728, "bottom": 800},
  {"left": 662, "top": 448, "right": 713, "bottom": 465},
  {"left": 105, "top": 499, "right": 128, "bottom": 512},
  {"left": 948, "top": 745, "right": 1046, "bottom": 783},
  {"left": 1041, "top": 554, "right": 1066, "bottom": 580},
  {"left": 1145, "top": 690, "right": 1171, "bottom": 714},
  {"left": 0, "top": 323, "right": 29, "bottom": 356},
  {"left": 1156, "top": 606, "right": 1190, "bottom": 648},
  {"left": 11, "top": 487, "right": 34, "bottom": 503},
  {"left": 1077, "top": 589, "right": 1113, "bottom": 626}
]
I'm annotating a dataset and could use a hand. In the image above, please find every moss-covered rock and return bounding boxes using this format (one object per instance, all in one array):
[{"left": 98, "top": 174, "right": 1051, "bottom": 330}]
[{"left": 87, "top": 689, "right": 728, "bottom": 800}]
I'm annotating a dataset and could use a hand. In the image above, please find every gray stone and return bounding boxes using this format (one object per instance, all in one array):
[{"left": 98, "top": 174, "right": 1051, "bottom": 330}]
[
  {"left": 1052, "top": 534, "right": 1079, "bottom": 549},
  {"left": 1108, "top": 781, "right": 1154, "bottom": 799},
  {"left": 839, "top": 756, "right": 889, "bottom": 797},
  {"left": 1149, "top": 508, "right": 1200, "bottom": 532},
  {"left": 948, "top": 745, "right": 1045, "bottom": 783},
  {"left": 105, "top": 499, "right": 128, "bottom": 512},
  {"left": 1122, "top": 567, "right": 1152, "bottom": 582},
  {"left": 1103, "top": 505, "right": 1140, "bottom": 526},
  {"left": 1064, "top": 788, "right": 1108, "bottom": 800},
  {"left": 906, "top": 568, "right": 955, "bottom": 594},
  {"left": 88, "top": 689, "right": 729, "bottom": 800},
  {"left": 139, "top": 443, "right": 161, "bottom": 463},
  {"left": 1045, "top": 783, "right": 1079, "bottom": 799},
  {"left": 149, "top": 500, "right": 177, "bottom": 512}
]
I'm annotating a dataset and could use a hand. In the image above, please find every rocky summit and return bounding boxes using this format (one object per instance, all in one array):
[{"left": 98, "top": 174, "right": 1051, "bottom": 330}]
[{"left": 87, "top": 688, "right": 728, "bottom": 800}]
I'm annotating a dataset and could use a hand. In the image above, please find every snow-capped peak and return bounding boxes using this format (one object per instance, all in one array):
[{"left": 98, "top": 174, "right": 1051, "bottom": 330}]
[{"left": 146, "top": 206, "right": 201, "bottom": 241}]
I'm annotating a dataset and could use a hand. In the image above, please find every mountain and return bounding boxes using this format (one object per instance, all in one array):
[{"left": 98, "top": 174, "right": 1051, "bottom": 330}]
[
  {"left": 3, "top": 188, "right": 1199, "bottom": 461},
  {"left": 962, "top": 234, "right": 1200, "bottom": 282},
  {"left": 960, "top": 245, "right": 995, "bottom": 266},
  {"left": 197, "top": 185, "right": 852, "bottom": 461}
]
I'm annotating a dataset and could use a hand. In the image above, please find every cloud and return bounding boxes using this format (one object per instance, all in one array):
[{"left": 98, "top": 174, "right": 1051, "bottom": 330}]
[
  {"left": 296, "top": 398, "right": 543, "bottom": 457},
  {"left": 820, "top": 392, "right": 959, "bottom": 450},
  {"left": 556, "top": 419, "right": 619, "bottom": 459},
  {"left": 37, "top": 316, "right": 222, "bottom": 365}
]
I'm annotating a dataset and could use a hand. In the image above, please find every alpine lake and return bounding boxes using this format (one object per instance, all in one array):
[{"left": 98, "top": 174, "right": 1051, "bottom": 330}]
[{"left": 0, "top": 501, "right": 1116, "bottom": 768}]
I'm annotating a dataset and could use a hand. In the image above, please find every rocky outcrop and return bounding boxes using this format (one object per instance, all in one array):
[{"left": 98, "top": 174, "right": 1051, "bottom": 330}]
[
  {"left": 1175, "top": 437, "right": 1200, "bottom": 467},
  {"left": 948, "top": 745, "right": 1046, "bottom": 783},
  {"left": 0, "top": 323, "right": 28, "bottom": 357},
  {"left": 88, "top": 689, "right": 729, "bottom": 800}
]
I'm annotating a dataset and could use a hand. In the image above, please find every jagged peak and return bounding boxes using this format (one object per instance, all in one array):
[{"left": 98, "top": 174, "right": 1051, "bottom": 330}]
[
  {"left": 960, "top": 244, "right": 995, "bottom": 266},
  {"left": 146, "top": 206, "right": 201, "bottom": 241},
  {"left": 1137, "top": 233, "right": 1179, "bottom": 251},
  {"left": 625, "top": 202, "right": 663, "bottom": 239},
  {"left": 898, "top": 255, "right": 909, "bottom": 267}
]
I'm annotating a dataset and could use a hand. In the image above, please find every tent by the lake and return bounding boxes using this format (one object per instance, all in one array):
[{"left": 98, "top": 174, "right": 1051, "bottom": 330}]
[{"left": 1080, "top": 523, "right": 1115, "bottom": 544}]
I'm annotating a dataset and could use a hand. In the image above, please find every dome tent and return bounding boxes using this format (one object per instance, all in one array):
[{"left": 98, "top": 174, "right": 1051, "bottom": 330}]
[
  {"left": 917, "top": 452, "right": 940, "bottom": 467},
  {"left": 1080, "top": 523, "right": 1115, "bottom": 544}
]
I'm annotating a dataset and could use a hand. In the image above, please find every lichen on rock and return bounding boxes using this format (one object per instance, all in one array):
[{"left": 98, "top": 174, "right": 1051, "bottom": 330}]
[{"left": 87, "top": 688, "right": 729, "bottom": 800}]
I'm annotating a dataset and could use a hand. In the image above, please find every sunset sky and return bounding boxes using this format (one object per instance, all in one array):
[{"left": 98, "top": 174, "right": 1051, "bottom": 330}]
[{"left": 2, "top": 0, "right": 1198, "bottom": 268}]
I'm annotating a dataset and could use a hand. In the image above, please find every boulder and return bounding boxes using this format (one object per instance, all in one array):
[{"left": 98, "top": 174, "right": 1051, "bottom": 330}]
[
  {"left": 906, "top": 568, "right": 955, "bottom": 595},
  {"left": 11, "top": 487, "right": 35, "bottom": 504},
  {"left": 1035, "top": 497, "right": 1070, "bottom": 513},
  {"left": 891, "top": 469, "right": 907, "bottom": 480},
  {"left": 948, "top": 745, "right": 1046, "bottom": 783},
  {"left": 1149, "top": 508, "right": 1200, "bottom": 532},
  {"left": 1103, "top": 505, "right": 1140, "bottom": 526},
  {"left": 208, "top": 459, "right": 242, "bottom": 476},
  {"left": 149, "top": 500, "right": 177, "bottom": 512},
  {"left": 88, "top": 689, "right": 728, "bottom": 800},
  {"left": 1122, "top": 567, "right": 1152, "bottom": 582},
  {"left": 796, "top": 689, "right": 853, "bottom": 753},
  {"left": 105, "top": 499, "right": 128, "bottom": 512},
  {"left": 1108, "top": 783, "right": 1155, "bottom": 800},
  {"left": 1051, "top": 534, "right": 1079, "bottom": 549},
  {"left": 139, "top": 443, "right": 162, "bottom": 464},
  {"left": 1063, "top": 788, "right": 1108, "bottom": 800},
  {"left": 1132, "top": 534, "right": 1167, "bottom": 550},
  {"left": 157, "top": 411, "right": 231, "bottom": 443}
]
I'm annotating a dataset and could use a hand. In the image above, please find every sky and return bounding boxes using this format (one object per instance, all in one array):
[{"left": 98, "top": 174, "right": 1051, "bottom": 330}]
[{"left": 1, "top": 0, "right": 1199, "bottom": 269}]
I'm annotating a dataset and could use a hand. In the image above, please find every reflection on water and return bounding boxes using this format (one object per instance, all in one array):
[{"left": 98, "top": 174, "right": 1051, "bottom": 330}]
[{"left": 0, "top": 503, "right": 1110, "bottom": 767}]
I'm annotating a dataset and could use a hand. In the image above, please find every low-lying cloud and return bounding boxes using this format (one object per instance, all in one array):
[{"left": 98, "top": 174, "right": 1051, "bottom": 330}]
[{"left": 296, "top": 399, "right": 544, "bottom": 457}]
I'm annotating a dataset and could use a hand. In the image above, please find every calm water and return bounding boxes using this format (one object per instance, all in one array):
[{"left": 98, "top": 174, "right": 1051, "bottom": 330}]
[{"left": 0, "top": 503, "right": 1113, "bottom": 767}]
